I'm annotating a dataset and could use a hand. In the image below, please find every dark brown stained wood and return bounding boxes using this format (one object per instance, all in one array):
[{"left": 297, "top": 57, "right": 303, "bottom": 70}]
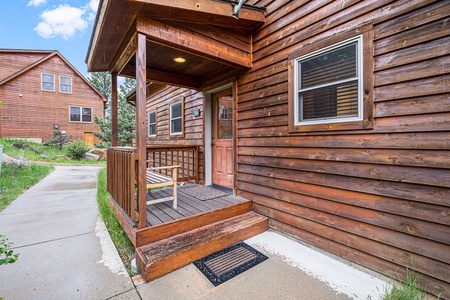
[
  {"left": 137, "top": 200, "right": 252, "bottom": 246},
  {"left": 248, "top": 197, "right": 450, "bottom": 283},
  {"left": 375, "top": 56, "right": 450, "bottom": 87},
  {"left": 237, "top": 132, "right": 450, "bottom": 149},
  {"left": 135, "top": 0, "right": 265, "bottom": 27},
  {"left": 110, "top": 27, "right": 137, "bottom": 73},
  {"left": 374, "top": 36, "right": 450, "bottom": 71},
  {"left": 375, "top": 94, "right": 450, "bottom": 117},
  {"left": 374, "top": 75, "right": 450, "bottom": 102},
  {"left": 136, "top": 17, "right": 252, "bottom": 69},
  {"left": 99, "top": 0, "right": 450, "bottom": 296},
  {"left": 136, "top": 211, "right": 268, "bottom": 282},
  {"left": 238, "top": 155, "right": 450, "bottom": 187},
  {"left": 238, "top": 164, "right": 450, "bottom": 207},
  {"left": 109, "top": 197, "right": 137, "bottom": 246},
  {"left": 111, "top": 72, "right": 118, "bottom": 146},
  {"left": 238, "top": 147, "right": 450, "bottom": 169},
  {"left": 239, "top": 173, "right": 450, "bottom": 226},
  {"left": 374, "top": 18, "right": 450, "bottom": 56},
  {"left": 121, "top": 65, "right": 201, "bottom": 89},
  {"left": 374, "top": 1, "right": 450, "bottom": 40},
  {"left": 251, "top": 0, "right": 431, "bottom": 72},
  {"left": 239, "top": 181, "right": 450, "bottom": 245},
  {"left": 136, "top": 33, "right": 148, "bottom": 229}
]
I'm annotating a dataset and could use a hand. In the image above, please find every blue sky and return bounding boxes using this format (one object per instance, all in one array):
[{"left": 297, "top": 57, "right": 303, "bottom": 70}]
[{"left": 0, "top": 0, "right": 99, "bottom": 77}]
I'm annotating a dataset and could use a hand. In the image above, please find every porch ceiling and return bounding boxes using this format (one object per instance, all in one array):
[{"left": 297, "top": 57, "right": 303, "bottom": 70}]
[{"left": 86, "top": 0, "right": 266, "bottom": 89}]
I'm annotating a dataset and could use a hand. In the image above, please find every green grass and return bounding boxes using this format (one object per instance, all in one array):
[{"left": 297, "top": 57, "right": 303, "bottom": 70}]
[
  {"left": 0, "top": 138, "right": 104, "bottom": 164},
  {"left": 96, "top": 168, "right": 135, "bottom": 275},
  {"left": 382, "top": 269, "right": 429, "bottom": 300},
  {"left": 0, "top": 163, "right": 54, "bottom": 211}
]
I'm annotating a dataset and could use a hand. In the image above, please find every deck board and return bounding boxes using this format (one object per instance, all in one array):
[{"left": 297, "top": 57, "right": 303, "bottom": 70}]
[{"left": 144, "top": 184, "right": 248, "bottom": 227}]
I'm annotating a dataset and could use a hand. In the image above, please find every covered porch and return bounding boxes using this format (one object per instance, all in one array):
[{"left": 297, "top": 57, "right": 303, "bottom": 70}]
[{"left": 87, "top": 0, "right": 268, "bottom": 282}]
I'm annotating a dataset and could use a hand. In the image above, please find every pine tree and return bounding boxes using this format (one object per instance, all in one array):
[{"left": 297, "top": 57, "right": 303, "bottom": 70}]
[{"left": 87, "top": 73, "right": 136, "bottom": 147}]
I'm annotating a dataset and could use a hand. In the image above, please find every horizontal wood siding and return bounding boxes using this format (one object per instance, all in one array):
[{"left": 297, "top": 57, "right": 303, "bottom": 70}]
[
  {"left": 146, "top": 86, "right": 205, "bottom": 183},
  {"left": 237, "top": 0, "right": 450, "bottom": 298},
  {"left": 0, "top": 55, "right": 104, "bottom": 142}
]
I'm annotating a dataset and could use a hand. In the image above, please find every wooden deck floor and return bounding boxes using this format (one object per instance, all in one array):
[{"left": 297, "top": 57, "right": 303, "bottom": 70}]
[{"left": 144, "top": 184, "right": 249, "bottom": 227}]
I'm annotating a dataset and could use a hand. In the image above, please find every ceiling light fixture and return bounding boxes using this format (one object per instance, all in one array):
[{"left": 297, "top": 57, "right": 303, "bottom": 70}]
[{"left": 174, "top": 57, "right": 186, "bottom": 63}]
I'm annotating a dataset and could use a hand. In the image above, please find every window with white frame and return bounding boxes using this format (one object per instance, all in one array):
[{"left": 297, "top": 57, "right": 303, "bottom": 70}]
[
  {"left": 220, "top": 107, "right": 232, "bottom": 120},
  {"left": 288, "top": 24, "right": 374, "bottom": 132},
  {"left": 296, "top": 36, "right": 361, "bottom": 124},
  {"left": 42, "top": 74, "right": 55, "bottom": 91},
  {"left": 170, "top": 100, "right": 183, "bottom": 136},
  {"left": 60, "top": 76, "right": 72, "bottom": 93},
  {"left": 70, "top": 106, "right": 92, "bottom": 122},
  {"left": 148, "top": 111, "right": 156, "bottom": 137}
]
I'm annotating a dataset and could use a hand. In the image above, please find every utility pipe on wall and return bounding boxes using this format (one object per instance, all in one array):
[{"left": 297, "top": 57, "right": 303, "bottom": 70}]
[{"left": 232, "top": 0, "right": 245, "bottom": 19}]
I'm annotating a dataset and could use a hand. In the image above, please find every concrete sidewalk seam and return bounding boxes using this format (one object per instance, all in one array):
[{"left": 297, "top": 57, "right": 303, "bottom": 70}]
[
  {"left": 105, "top": 287, "right": 142, "bottom": 300},
  {"left": 12, "top": 230, "right": 95, "bottom": 250},
  {"left": 0, "top": 203, "right": 98, "bottom": 216}
]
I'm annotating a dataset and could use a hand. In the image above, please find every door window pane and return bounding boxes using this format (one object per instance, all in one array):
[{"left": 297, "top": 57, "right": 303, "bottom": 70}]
[{"left": 217, "top": 96, "right": 233, "bottom": 140}]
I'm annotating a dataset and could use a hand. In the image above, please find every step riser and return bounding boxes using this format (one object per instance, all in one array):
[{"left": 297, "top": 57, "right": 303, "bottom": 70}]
[
  {"left": 135, "top": 201, "right": 252, "bottom": 247},
  {"left": 136, "top": 213, "right": 268, "bottom": 282}
]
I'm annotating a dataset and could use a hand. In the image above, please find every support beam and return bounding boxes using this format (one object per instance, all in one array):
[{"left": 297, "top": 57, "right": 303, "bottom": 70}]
[
  {"left": 136, "top": 33, "right": 148, "bottom": 229},
  {"left": 121, "top": 65, "right": 201, "bottom": 89},
  {"left": 132, "top": 0, "right": 265, "bottom": 28},
  {"left": 136, "top": 17, "right": 252, "bottom": 69},
  {"left": 110, "top": 28, "right": 137, "bottom": 74},
  {"left": 111, "top": 72, "right": 118, "bottom": 146}
]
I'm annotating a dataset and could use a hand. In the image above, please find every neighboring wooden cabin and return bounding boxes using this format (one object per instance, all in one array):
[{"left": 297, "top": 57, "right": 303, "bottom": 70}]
[
  {"left": 87, "top": 0, "right": 449, "bottom": 297},
  {"left": 0, "top": 49, "right": 105, "bottom": 145}
]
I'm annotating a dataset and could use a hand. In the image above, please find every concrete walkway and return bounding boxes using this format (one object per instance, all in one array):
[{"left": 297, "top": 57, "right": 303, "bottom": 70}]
[
  {"left": 0, "top": 165, "right": 387, "bottom": 300},
  {"left": 0, "top": 166, "right": 139, "bottom": 300}
]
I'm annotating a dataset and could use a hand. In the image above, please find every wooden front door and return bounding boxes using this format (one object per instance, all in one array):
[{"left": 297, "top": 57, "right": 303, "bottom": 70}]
[
  {"left": 212, "top": 88, "right": 234, "bottom": 188},
  {"left": 83, "top": 132, "right": 94, "bottom": 147}
]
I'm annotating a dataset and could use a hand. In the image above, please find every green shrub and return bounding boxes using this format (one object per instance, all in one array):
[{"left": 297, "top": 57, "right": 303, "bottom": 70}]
[
  {"left": 65, "top": 140, "right": 90, "bottom": 160},
  {"left": 0, "top": 235, "right": 19, "bottom": 265}
]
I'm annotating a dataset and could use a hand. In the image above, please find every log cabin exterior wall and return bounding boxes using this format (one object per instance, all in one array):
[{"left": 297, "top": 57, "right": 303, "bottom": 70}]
[
  {"left": 141, "top": 0, "right": 450, "bottom": 297},
  {"left": 236, "top": 0, "right": 450, "bottom": 298},
  {"left": 0, "top": 51, "right": 105, "bottom": 143},
  {"left": 146, "top": 85, "right": 206, "bottom": 182}
]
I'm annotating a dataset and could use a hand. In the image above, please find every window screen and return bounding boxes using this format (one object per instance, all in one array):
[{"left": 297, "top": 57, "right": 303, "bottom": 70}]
[
  {"left": 60, "top": 76, "right": 72, "bottom": 93},
  {"left": 297, "top": 40, "right": 360, "bottom": 123},
  {"left": 170, "top": 102, "right": 183, "bottom": 135},
  {"left": 42, "top": 74, "right": 55, "bottom": 91},
  {"left": 148, "top": 111, "right": 156, "bottom": 136}
]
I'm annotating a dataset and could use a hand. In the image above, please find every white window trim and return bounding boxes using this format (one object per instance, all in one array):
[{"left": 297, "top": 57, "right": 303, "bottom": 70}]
[
  {"left": 148, "top": 111, "right": 156, "bottom": 137},
  {"left": 170, "top": 101, "right": 183, "bottom": 135},
  {"left": 41, "top": 73, "right": 55, "bottom": 92},
  {"left": 59, "top": 76, "right": 72, "bottom": 94},
  {"left": 294, "top": 35, "right": 363, "bottom": 126},
  {"left": 69, "top": 106, "right": 92, "bottom": 123}
]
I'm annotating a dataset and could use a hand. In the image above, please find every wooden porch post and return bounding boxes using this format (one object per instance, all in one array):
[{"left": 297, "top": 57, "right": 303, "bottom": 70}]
[
  {"left": 111, "top": 72, "right": 118, "bottom": 146},
  {"left": 136, "top": 33, "right": 147, "bottom": 229}
]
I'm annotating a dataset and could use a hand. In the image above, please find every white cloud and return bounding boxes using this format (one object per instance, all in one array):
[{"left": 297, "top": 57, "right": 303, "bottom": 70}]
[
  {"left": 27, "top": 0, "right": 46, "bottom": 7},
  {"left": 88, "top": 0, "right": 100, "bottom": 13},
  {"left": 34, "top": 4, "right": 88, "bottom": 39}
]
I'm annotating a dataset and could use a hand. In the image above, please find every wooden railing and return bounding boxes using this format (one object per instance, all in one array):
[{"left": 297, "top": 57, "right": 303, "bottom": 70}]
[
  {"left": 146, "top": 145, "right": 199, "bottom": 183},
  {"left": 107, "top": 145, "right": 199, "bottom": 227},
  {"left": 107, "top": 147, "right": 138, "bottom": 222}
]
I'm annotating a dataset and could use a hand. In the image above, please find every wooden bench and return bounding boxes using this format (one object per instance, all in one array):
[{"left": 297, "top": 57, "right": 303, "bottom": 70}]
[{"left": 145, "top": 165, "right": 179, "bottom": 209}]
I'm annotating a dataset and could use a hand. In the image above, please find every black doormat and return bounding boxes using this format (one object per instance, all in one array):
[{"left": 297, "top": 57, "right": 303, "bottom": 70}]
[
  {"left": 193, "top": 242, "right": 268, "bottom": 286},
  {"left": 179, "top": 185, "right": 229, "bottom": 201}
]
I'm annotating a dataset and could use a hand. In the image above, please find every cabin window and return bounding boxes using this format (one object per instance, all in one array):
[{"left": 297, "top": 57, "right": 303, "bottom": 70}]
[
  {"left": 59, "top": 76, "right": 72, "bottom": 94},
  {"left": 148, "top": 111, "right": 156, "bottom": 137},
  {"left": 70, "top": 106, "right": 92, "bottom": 123},
  {"left": 41, "top": 74, "right": 55, "bottom": 91},
  {"left": 288, "top": 25, "right": 374, "bottom": 132},
  {"left": 170, "top": 100, "right": 184, "bottom": 136}
]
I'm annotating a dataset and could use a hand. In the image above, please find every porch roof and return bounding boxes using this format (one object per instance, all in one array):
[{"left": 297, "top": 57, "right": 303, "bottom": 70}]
[{"left": 86, "top": 0, "right": 266, "bottom": 89}]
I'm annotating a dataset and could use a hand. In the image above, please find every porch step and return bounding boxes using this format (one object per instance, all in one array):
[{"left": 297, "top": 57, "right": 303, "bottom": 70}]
[{"left": 135, "top": 211, "right": 268, "bottom": 282}]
